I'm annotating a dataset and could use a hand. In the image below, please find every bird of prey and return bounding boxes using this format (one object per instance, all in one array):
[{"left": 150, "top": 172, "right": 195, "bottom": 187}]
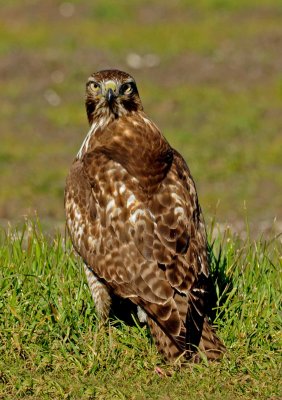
[{"left": 65, "top": 69, "right": 225, "bottom": 362}]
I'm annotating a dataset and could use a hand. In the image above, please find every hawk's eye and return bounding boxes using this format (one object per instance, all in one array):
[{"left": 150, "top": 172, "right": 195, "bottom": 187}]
[
  {"left": 120, "top": 83, "right": 133, "bottom": 95},
  {"left": 88, "top": 81, "right": 100, "bottom": 91}
]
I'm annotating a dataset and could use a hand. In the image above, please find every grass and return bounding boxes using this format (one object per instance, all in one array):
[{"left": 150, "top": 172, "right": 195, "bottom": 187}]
[
  {"left": 0, "top": 220, "right": 281, "bottom": 399},
  {"left": 0, "top": 1, "right": 281, "bottom": 396}
]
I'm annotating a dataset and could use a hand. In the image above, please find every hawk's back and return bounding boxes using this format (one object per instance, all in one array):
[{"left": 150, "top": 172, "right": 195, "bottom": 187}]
[{"left": 65, "top": 70, "right": 225, "bottom": 362}]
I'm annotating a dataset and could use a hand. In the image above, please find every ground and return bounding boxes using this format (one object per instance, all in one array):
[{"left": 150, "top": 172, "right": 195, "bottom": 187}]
[
  {"left": 0, "top": 222, "right": 281, "bottom": 399},
  {"left": 0, "top": 0, "right": 281, "bottom": 235}
]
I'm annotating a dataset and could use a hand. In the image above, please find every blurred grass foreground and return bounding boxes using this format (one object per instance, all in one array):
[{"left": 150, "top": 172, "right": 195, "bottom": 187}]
[{"left": 0, "top": 0, "right": 281, "bottom": 236}]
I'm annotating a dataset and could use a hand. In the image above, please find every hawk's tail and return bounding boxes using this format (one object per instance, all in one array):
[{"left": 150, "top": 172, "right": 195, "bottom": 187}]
[
  {"left": 198, "top": 317, "right": 226, "bottom": 361},
  {"left": 147, "top": 317, "right": 185, "bottom": 361},
  {"left": 147, "top": 315, "right": 225, "bottom": 363}
]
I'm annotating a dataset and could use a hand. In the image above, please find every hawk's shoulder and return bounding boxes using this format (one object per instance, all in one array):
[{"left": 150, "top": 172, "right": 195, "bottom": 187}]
[{"left": 81, "top": 113, "right": 173, "bottom": 195}]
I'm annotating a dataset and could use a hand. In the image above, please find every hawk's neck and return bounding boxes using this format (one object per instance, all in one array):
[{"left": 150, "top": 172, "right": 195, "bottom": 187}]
[
  {"left": 77, "top": 112, "right": 173, "bottom": 191},
  {"left": 77, "top": 114, "right": 114, "bottom": 159}
]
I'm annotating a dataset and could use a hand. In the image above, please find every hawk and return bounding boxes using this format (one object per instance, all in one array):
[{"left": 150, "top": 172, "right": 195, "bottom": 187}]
[{"left": 65, "top": 69, "right": 225, "bottom": 362}]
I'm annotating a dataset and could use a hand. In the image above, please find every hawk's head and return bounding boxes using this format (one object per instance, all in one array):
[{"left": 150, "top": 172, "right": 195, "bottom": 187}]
[{"left": 85, "top": 69, "right": 143, "bottom": 124}]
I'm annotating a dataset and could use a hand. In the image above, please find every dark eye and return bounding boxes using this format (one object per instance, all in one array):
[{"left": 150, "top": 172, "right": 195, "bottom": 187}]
[{"left": 120, "top": 83, "right": 133, "bottom": 95}]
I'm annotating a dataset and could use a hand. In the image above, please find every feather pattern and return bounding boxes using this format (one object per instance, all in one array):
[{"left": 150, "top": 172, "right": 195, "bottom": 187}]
[{"left": 65, "top": 69, "right": 225, "bottom": 362}]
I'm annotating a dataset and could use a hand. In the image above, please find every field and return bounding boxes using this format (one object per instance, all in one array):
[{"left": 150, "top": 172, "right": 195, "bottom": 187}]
[
  {"left": 0, "top": 0, "right": 281, "bottom": 399},
  {"left": 0, "top": 222, "right": 281, "bottom": 399},
  {"left": 0, "top": 0, "right": 281, "bottom": 234}
]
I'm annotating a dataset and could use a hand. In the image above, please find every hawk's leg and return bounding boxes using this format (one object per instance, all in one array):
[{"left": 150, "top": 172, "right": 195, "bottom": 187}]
[
  {"left": 83, "top": 264, "right": 111, "bottom": 322},
  {"left": 137, "top": 306, "right": 147, "bottom": 323}
]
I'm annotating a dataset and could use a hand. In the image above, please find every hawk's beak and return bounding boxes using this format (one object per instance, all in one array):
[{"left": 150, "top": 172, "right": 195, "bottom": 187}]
[
  {"left": 106, "top": 88, "right": 115, "bottom": 106},
  {"left": 104, "top": 80, "right": 117, "bottom": 107}
]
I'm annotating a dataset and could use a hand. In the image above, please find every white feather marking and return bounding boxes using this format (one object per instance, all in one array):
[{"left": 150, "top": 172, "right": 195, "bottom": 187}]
[
  {"left": 147, "top": 209, "right": 155, "bottom": 220},
  {"left": 137, "top": 306, "right": 147, "bottom": 323},
  {"left": 171, "top": 193, "right": 181, "bottom": 201},
  {"left": 77, "top": 116, "right": 108, "bottom": 159},
  {"left": 88, "top": 236, "right": 96, "bottom": 247},
  {"left": 77, "top": 226, "right": 84, "bottom": 237},
  {"left": 77, "top": 122, "right": 97, "bottom": 159},
  {"left": 127, "top": 194, "right": 136, "bottom": 208},
  {"left": 119, "top": 184, "right": 126, "bottom": 194},
  {"left": 129, "top": 209, "right": 145, "bottom": 224},
  {"left": 106, "top": 199, "right": 115, "bottom": 213},
  {"left": 192, "top": 288, "right": 206, "bottom": 293},
  {"left": 174, "top": 206, "right": 185, "bottom": 216},
  {"left": 74, "top": 208, "right": 82, "bottom": 221},
  {"left": 112, "top": 207, "right": 121, "bottom": 218},
  {"left": 142, "top": 116, "right": 151, "bottom": 125},
  {"left": 98, "top": 117, "right": 106, "bottom": 128}
]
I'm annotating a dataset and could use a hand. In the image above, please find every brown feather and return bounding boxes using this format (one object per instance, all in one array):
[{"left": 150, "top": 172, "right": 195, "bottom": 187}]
[{"left": 65, "top": 69, "right": 225, "bottom": 363}]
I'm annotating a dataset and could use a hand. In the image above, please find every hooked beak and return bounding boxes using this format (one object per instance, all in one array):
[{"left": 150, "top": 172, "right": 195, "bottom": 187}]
[
  {"left": 104, "top": 80, "right": 117, "bottom": 107},
  {"left": 106, "top": 88, "right": 115, "bottom": 106}
]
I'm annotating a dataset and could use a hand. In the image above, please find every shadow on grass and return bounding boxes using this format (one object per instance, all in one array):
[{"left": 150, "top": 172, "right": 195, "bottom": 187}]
[
  {"left": 109, "top": 295, "right": 139, "bottom": 327},
  {"left": 207, "top": 241, "right": 234, "bottom": 323}
]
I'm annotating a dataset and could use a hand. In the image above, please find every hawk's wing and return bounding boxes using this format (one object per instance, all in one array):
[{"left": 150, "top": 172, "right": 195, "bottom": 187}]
[{"left": 65, "top": 116, "right": 224, "bottom": 360}]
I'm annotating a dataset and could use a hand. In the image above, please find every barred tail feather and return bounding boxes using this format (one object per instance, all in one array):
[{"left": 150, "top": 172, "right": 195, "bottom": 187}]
[
  {"left": 198, "top": 317, "right": 226, "bottom": 361},
  {"left": 147, "top": 317, "right": 185, "bottom": 361}
]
